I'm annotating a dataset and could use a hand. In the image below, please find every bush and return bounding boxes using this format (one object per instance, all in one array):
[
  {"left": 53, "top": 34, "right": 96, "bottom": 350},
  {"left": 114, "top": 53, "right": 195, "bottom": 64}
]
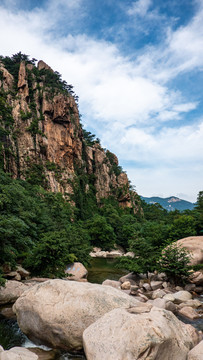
[
  {"left": 158, "top": 243, "right": 191, "bottom": 285},
  {"left": 24, "top": 230, "right": 77, "bottom": 277}
]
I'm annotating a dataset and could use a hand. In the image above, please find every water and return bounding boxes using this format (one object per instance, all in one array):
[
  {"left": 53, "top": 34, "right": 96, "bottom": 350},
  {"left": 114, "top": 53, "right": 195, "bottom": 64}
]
[{"left": 87, "top": 257, "right": 128, "bottom": 284}]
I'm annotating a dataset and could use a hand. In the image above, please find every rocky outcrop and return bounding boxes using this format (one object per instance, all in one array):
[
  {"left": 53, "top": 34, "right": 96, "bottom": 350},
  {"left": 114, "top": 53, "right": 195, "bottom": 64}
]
[
  {"left": 176, "top": 236, "right": 203, "bottom": 266},
  {"left": 0, "top": 346, "right": 38, "bottom": 360},
  {"left": 83, "top": 307, "right": 200, "bottom": 360},
  {"left": 13, "top": 279, "right": 140, "bottom": 351},
  {"left": 0, "top": 281, "right": 32, "bottom": 305},
  {"left": 0, "top": 57, "right": 140, "bottom": 210}
]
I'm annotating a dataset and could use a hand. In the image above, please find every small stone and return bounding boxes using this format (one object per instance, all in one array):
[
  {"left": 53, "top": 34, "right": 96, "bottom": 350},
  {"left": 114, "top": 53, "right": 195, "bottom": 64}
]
[
  {"left": 162, "top": 281, "right": 168, "bottom": 288},
  {"left": 184, "top": 284, "right": 196, "bottom": 292},
  {"left": 119, "top": 273, "right": 138, "bottom": 285},
  {"left": 150, "top": 281, "right": 163, "bottom": 291},
  {"left": 165, "top": 301, "right": 177, "bottom": 313},
  {"left": 175, "top": 286, "right": 183, "bottom": 291},
  {"left": 178, "top": 299, "right": 202, "bottom": 309},
  {"left": 152, "top": 289, "right": 166, "bottom": 299},
  {"left": 121, "top": 281, "right": 131, "bottom": 290},
  {"left": 190, "top": 271, "right": 203, "bottom": 285},
  {"left": 163, "top": 294, "right": 175, "bottom": 302},
  {"left": 142, "top": 283, "right": 151, "bottom": 291},
  {"left": 102, "top": 280, "right": 121, "bottom": 289},
  {"left": 16, "top": 266, "right": 30, "bottom": 278},
  {"left": 173, "top": 291, "right": 192, "bottom": 304},
  {"left": 178, "top": 306, "right": 200, "bottom": 320},
  {"left": 14, "top": 273, "right": 21, "bottom": 281},
  {"left": 130, "top": 284, "right": 139, "bottom": 292},
  {"left": 151, "top": 298, "right": 167, "bottom": 309}
]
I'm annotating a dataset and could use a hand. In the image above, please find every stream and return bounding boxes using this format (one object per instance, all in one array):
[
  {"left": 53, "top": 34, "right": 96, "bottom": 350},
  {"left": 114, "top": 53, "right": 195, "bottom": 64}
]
[{"left": 0, "top": 259, "right": 202, "bottom": 359}]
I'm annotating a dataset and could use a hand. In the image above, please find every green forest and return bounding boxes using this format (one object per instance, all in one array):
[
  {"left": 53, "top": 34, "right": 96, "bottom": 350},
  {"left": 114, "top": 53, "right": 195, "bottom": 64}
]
[{"left": 0, "top": 168, "right": 202, "bottom": 284}]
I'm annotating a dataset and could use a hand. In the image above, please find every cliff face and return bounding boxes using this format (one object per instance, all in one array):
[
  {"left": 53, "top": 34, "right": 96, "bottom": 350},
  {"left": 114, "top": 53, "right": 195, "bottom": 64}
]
[{"left": 0, "top": 55, "right": 140, "bottom": 211}]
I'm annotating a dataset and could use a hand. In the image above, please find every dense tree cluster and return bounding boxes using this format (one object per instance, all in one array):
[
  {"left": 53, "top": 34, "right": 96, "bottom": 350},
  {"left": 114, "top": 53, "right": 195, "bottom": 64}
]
[{"left": 0, "top": 166, "right": 202, "bottom": 285}]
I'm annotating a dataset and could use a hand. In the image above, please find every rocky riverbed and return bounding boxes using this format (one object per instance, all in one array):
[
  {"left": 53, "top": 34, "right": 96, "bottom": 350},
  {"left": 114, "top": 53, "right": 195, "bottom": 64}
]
[{"left": 0, "top": 267, "right": 202, "bottom": 360}]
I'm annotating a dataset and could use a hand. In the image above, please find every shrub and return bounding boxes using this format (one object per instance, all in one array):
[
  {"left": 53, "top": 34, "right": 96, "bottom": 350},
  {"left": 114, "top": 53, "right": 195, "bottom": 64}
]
[{"left": 158, "top": 243, "right": 191, "bottom": 285}]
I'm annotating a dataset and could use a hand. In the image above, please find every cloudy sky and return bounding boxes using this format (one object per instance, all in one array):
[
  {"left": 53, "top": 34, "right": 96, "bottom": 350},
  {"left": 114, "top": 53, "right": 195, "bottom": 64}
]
[{"left": 0, "top": 0, "right": 202, "bottom": 202}]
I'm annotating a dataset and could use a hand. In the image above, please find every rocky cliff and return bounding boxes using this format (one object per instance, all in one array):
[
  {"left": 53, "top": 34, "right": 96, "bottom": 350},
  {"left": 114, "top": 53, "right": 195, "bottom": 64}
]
[{"left": 0, "top": 53, "right": 140, "bottom": 212}]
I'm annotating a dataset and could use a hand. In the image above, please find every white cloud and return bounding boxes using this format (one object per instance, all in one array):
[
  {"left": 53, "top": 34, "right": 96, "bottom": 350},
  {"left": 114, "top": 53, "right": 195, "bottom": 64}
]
[{"left": 127, "top": 0, "right": 152, "bottom": 17}]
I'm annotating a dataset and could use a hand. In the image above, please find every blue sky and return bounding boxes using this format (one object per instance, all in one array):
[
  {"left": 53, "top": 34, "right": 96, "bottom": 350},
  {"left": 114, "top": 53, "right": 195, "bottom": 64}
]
[{"left": 0, "top": 0, "right": 203, "bottom": 202}]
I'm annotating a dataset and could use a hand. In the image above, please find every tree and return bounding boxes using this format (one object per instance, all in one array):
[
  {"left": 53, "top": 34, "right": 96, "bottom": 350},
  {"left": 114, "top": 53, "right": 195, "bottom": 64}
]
[
  {"left": 194, "top": 191, "right": 203, "bottom": 235},
  {"left": 119, "top": 237, "right": 159, "bottom": 277},
  {"left": 168, "top": 215, "right": 196, "bottom": 241},
  {"left": 158, "top": 243, "right": 191, "bottom": 285},
  {"left": 24, "top": 230, "right": 77, "bottom": 277},
  {"left": 85, "top": 215, "right": 116, "bottom": 250}
]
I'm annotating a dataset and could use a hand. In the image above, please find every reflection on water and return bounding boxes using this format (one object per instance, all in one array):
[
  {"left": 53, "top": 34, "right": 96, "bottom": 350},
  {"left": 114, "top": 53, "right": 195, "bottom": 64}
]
[{"left": 87, "top": 257, "right": 128, "bottom": 284}]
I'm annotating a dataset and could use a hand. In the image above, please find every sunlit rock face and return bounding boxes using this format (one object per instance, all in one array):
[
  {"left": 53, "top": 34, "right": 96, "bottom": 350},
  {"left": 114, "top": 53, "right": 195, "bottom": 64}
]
[{"left": 0, "top": 57, "right": 141, "bottom": 211}]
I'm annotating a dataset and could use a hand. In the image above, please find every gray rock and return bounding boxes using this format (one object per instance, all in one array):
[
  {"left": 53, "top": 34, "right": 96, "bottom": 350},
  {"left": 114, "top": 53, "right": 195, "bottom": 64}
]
[
  {"left": 102, "top": 280, "right": 121, "bottom": 289},
  {"left": 151, "top": 289, "right": 166, "bottom": 299},
  {"left": 178, "top": 306, "right": 200, "bottom": 320},
  {"left": 13, "top": 279, "right": 140, "bottom": 351},
  {"left": 173, "top": 290, "right": 192, "bottom": 304},
  {"left": 187, "top": 340, "right": 203, "bottom": 360},
  {"left": 0, "top": 347, "right": 38, "bottom": 359},
  {"left": 83, "top": 307, "right": 199, "bottom": 360},
  {"left": 120, "top": 281, "right": 131, "bottom": 290},
  {"left": 0, "top": 281, "right": 33, "bottom": 305},
  {"left": 150, "top": 281, "right": 163, "bottom": 290},
  {"left": 64, "top": 262, "right": 88, "bottom": 280}
]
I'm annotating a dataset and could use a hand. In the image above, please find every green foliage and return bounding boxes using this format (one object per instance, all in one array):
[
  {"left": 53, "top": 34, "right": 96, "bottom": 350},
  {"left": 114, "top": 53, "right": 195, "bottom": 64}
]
[
  {"left": 24, "top": 224, "right": 91, "bottom": 277},
  {"left": 106, "top": 150, "right": 123, "bottom": 177},
  {"left": 82, "top": 129, "right": 100, "bottom": 146},
  {"left": 25, "top": 163, "right": 47, "bottom": 187},
  {"left": 85, "top": 215, "right": 116, "bottom": 250},
  {"left": 140, "top": 200, "right": 168, "bottom": 222},
  {"left": 71, "top": 170, "right": 97, "bottom": 220},
  {"left": 20, "top": 110, "right": 32, "bottom": 121},
  {"left": 194, "top": 191, "right": 203, "bottom": 235},
  {"left": 127, "top": 236, "right": 159, "bottom": 276},
  {"left": 158, "top": 243, "right": 191, "bottom": 285},
  {"left": 24, "top": 230, "right": 76, "bottom": 277},
  {"left": 0, "top": 268, "right": 6, "bottom": 286},
  {"left": 168, "top": 215, "right": 196, "bottom": 241}
]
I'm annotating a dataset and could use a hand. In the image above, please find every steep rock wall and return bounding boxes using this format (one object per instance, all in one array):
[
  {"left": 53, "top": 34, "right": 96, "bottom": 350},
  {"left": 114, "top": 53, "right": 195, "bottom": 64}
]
[{"left": 0, "top": 56, "right": 140, "bottom": 211}]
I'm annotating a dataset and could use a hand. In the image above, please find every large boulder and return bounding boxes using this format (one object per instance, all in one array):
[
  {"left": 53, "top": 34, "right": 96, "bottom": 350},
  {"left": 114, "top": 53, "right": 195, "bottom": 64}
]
[
  {"left": 0, "top": 347, "right": 38, "bottom": 360},
  {"left": 64, "top": 262, "right": 88, "bottom": 280},
  {"left": 0, "top": 281, "right": 32, "bottom": 305},
  {"left": 13, "top": 279, "right": 140, "bottom": 351},
  {"left": 83, "top": 306, "right": 200, "bottom": 360},
  {"left": 188, "top": 340, "right": 203, "bottom": 360},
  {"left": 176, "top": 236, "right": 203, "bottom": 266}
]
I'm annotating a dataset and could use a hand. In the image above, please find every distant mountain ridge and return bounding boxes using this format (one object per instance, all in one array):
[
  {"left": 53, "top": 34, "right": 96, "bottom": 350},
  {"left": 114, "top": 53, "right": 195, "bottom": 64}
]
[{"left": 141, "top": 196, "right": 195, "bottom": 212}]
